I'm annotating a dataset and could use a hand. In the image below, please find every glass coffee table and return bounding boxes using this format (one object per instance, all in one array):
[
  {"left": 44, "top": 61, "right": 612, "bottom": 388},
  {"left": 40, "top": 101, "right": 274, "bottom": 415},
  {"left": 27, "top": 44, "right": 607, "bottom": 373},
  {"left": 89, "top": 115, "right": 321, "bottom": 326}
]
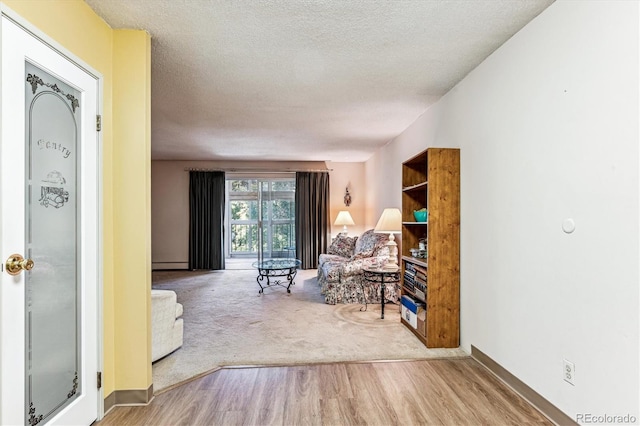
[{"left": 252, "top": 258, "right": 302, "bottom": 294}]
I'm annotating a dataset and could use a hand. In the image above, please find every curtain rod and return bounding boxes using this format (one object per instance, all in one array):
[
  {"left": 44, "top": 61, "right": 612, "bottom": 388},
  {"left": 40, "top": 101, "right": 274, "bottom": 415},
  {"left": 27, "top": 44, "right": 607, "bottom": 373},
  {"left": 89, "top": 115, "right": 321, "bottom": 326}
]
[{"left": 183, "top": 168, "right": 332, "bottom": 173}]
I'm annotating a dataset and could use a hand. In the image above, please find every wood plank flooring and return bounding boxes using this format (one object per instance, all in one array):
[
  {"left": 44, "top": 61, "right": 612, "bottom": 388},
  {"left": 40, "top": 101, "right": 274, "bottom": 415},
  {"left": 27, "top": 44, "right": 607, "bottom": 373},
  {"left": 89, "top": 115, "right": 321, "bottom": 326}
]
[{"left": 96, "top": 358, "right": 552, "bottom": 426}]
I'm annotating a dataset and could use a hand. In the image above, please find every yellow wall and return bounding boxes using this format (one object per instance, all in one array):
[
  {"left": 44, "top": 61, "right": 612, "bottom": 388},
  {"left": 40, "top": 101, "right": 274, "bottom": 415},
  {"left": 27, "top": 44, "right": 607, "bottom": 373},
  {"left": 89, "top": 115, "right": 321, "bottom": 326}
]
[
  {"left": 3, "top": 0, "right": 152, "bottom": 397},
  {"left": 112, "top": 29, "right": 153, "bottom": 389}
]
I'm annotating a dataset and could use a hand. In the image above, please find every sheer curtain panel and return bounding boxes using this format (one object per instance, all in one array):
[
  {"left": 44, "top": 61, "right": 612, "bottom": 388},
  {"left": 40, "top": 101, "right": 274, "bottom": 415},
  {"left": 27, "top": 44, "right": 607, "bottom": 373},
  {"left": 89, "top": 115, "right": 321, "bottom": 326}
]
[
  {"left": 295, "top": 172, "right": 330, "bottom": 269},
  {"left": 189, "top": 171, "right": 225, "bottom": 270}
]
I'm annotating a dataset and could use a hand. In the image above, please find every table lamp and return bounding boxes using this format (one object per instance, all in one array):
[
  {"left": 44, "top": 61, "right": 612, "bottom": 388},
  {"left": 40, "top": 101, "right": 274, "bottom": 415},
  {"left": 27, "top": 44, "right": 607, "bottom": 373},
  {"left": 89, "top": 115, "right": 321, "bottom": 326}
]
[
  {"left": 374, "top": 208, "right": 402, "bottom": 269},
  {"left": 334, "top": 211, "right": 355, "bottom": 235}
]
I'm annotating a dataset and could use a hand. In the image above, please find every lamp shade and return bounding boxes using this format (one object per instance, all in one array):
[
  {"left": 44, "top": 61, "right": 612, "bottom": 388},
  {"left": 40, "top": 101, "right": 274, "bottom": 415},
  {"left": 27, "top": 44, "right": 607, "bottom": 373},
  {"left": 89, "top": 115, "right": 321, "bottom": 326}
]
[
  {"left": 334, "top": 211, "right": 355, "bottom": 226},
  {"left": 373, "top": 208, "right": 402, "bottom": 233}
]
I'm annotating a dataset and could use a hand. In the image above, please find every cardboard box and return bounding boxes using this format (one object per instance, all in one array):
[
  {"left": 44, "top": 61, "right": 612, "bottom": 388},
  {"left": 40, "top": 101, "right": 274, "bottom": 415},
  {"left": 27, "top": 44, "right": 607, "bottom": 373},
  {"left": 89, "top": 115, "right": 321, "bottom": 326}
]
[
  {"left": 401, "top": 295, "right": 418, "bottom": 313},
  {"left": 402, "top": 295, "right": 425, "bottom": 329},
  {"left": 416, "top": 308, "right": 426, "bottom": 337},
  {"left": 401, "top": 304, "right": 417, "bottom": 328}
]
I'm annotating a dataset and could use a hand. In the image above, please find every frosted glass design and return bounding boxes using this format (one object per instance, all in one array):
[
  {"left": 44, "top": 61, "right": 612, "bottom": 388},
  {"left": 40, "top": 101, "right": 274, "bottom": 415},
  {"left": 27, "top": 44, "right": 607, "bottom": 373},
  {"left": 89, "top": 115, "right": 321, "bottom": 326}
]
[{"left": 25, "top": 62, "right": 80, "bottom": 425}]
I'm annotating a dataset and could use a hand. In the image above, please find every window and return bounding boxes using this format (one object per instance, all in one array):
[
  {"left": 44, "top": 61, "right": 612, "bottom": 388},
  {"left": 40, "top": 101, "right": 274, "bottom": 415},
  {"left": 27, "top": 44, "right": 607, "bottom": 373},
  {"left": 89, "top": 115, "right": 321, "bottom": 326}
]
[{"left": 227, "top": 178, "right": 295, "bottom": 258}]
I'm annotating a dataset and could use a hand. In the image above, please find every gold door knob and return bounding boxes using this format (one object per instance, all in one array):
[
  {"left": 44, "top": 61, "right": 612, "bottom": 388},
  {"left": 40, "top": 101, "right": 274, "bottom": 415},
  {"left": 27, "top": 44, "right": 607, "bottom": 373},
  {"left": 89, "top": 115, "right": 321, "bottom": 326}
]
[{"left": 5, "top": 254, "right": 34, "bottom": 276}]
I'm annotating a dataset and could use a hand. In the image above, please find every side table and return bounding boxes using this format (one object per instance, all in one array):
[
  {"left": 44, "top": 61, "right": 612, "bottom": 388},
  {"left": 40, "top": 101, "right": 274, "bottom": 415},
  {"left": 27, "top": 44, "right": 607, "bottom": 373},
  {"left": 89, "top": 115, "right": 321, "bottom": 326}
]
[{"left": 361, "top": 266, "right": 400, "bottom": 319}]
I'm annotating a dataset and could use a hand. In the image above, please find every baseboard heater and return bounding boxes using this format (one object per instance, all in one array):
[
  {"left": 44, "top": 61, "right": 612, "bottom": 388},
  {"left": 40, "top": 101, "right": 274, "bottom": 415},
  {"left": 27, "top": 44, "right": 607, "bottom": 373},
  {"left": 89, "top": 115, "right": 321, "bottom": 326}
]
[{"left": 152, "top": 262, "right": 188, "bottom": 270}]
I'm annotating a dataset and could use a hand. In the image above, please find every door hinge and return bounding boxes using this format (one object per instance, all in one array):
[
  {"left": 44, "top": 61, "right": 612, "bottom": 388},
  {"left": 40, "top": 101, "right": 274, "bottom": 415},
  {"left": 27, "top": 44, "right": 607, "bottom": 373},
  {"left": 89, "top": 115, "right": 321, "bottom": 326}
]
[
  {"left": 97, "top": 372, "right": 102, "bottom": 389},
  {"left": 96, "top": 115, "right": 102, "bottom": 132}
]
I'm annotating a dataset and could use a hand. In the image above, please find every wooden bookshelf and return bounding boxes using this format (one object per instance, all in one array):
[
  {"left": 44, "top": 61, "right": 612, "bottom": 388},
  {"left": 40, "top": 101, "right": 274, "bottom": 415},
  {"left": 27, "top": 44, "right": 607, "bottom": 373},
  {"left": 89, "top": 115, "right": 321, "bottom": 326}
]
[{"left": 401, "top": 148, "right": 460, "bottom": 348}]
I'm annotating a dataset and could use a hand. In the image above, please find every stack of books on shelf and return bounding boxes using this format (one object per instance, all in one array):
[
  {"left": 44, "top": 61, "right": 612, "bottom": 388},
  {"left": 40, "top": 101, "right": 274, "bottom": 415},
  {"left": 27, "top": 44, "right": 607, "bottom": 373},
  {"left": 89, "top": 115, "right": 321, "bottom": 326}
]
[
  {"left": 404, "top": 262, "right": 427, "bottom": 302},
  {"left": 413, "top": 264, "right": 427, "bottom": 302},
  {"left": 403, "top": 264, "right": 416, "bottom": 293}
]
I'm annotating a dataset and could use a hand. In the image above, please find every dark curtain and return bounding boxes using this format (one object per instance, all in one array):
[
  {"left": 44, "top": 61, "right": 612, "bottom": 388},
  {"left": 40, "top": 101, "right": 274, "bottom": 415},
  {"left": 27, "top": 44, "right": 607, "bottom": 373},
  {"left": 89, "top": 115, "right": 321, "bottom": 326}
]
[
  {"left": 295, "top": 172, "right": 330, "bottom": 269},
  {"left": 189, "top": 171, "right": 225, "bottom": 270}
]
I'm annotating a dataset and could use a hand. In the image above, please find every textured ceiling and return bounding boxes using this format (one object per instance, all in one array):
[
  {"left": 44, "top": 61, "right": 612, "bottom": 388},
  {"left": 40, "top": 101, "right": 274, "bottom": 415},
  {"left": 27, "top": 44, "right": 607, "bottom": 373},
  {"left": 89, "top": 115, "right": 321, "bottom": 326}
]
[{"left": 85, "top": 0, "right": 554, "bottom": 162}]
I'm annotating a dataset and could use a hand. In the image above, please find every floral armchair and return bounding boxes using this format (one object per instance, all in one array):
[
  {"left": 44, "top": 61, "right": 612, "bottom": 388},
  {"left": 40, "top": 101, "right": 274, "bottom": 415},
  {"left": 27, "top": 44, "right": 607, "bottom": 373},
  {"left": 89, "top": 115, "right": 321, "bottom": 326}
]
[{"left": 317, "top": 229, "right": 398, "bottom": 305}]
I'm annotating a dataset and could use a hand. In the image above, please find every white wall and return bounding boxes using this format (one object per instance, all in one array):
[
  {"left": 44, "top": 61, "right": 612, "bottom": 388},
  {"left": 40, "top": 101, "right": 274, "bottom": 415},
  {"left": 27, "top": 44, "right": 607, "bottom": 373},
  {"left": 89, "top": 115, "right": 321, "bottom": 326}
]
[
  {"left": 151, "top": 161, "right": 190, "bottom": 269},
  {"left": 328, "top": 162, "right": 367, "bottom": 236},
  {"left": 366, "top": 0, "right": 639, "bottom": 421}
]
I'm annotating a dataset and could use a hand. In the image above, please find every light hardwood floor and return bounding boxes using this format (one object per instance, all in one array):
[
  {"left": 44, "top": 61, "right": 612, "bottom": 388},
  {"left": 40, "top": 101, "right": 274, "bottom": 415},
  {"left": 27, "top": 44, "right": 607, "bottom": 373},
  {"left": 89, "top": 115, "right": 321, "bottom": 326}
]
[{"left": 96, "top": 358, "right": 553, "bottom": 425}]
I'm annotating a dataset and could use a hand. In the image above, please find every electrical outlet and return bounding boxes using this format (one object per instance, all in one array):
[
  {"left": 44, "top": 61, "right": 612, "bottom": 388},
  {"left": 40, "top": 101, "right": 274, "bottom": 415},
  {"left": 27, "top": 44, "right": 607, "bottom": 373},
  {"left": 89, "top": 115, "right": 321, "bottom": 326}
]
[{"left": 563, "top": 359, "right": 575, "bottom": 386}]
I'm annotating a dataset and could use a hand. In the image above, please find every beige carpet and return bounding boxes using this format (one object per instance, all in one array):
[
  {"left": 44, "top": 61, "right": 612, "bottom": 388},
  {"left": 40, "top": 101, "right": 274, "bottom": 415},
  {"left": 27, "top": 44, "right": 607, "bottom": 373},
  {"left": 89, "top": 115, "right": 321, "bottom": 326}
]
[{"left": 151, "top": 268, "right": 468, "bottom": 393}]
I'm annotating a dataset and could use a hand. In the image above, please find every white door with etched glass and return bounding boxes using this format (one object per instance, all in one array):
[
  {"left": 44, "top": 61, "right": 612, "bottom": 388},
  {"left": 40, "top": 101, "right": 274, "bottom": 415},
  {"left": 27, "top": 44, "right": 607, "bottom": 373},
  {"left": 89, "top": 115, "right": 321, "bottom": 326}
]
[{"left": 1, "top": 11, "right": 100, "bottom": 426}]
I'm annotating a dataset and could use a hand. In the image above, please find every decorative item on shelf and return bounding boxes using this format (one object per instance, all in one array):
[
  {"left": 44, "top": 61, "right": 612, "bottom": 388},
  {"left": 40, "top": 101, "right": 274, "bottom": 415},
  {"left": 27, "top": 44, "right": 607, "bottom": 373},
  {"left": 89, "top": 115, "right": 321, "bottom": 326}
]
[
  {"left": 344, "top": 187, "right": 352, "bottom": 206},
  {"left": 374, "top": 207, "right": 402, "bottom": 269},
  {"left": 418, "top": 237, "right": 427, "bottom": 251},
  {"left": 334, "top": 210, "right": 355, "bottom": 235},
  {"left": 410, "top": 248, "right": 427, "bottom": 259},
  {"left": 413, "top": 208, "right": 428, "bottom": 222}
]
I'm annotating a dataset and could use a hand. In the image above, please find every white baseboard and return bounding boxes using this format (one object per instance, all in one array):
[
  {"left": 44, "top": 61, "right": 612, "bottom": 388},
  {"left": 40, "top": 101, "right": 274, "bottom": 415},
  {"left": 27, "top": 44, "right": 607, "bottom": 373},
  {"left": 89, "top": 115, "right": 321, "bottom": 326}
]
[{"left": 471, "top": 345, "right": 576, "bottom": 426}]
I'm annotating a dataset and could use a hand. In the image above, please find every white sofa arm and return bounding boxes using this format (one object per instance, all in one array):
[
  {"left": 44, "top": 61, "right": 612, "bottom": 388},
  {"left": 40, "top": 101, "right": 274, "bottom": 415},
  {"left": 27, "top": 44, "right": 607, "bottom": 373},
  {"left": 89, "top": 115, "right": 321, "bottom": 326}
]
[{"left": 151, "top": 289, "right": 184, "bottom": 362}]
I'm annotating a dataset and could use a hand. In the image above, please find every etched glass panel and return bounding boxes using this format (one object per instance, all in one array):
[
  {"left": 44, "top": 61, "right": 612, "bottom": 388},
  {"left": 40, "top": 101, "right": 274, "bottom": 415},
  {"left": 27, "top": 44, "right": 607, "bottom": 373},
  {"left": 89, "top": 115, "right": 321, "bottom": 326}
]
[{"left": 25, "top": 62, "right": 80, "bottom": 425}]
